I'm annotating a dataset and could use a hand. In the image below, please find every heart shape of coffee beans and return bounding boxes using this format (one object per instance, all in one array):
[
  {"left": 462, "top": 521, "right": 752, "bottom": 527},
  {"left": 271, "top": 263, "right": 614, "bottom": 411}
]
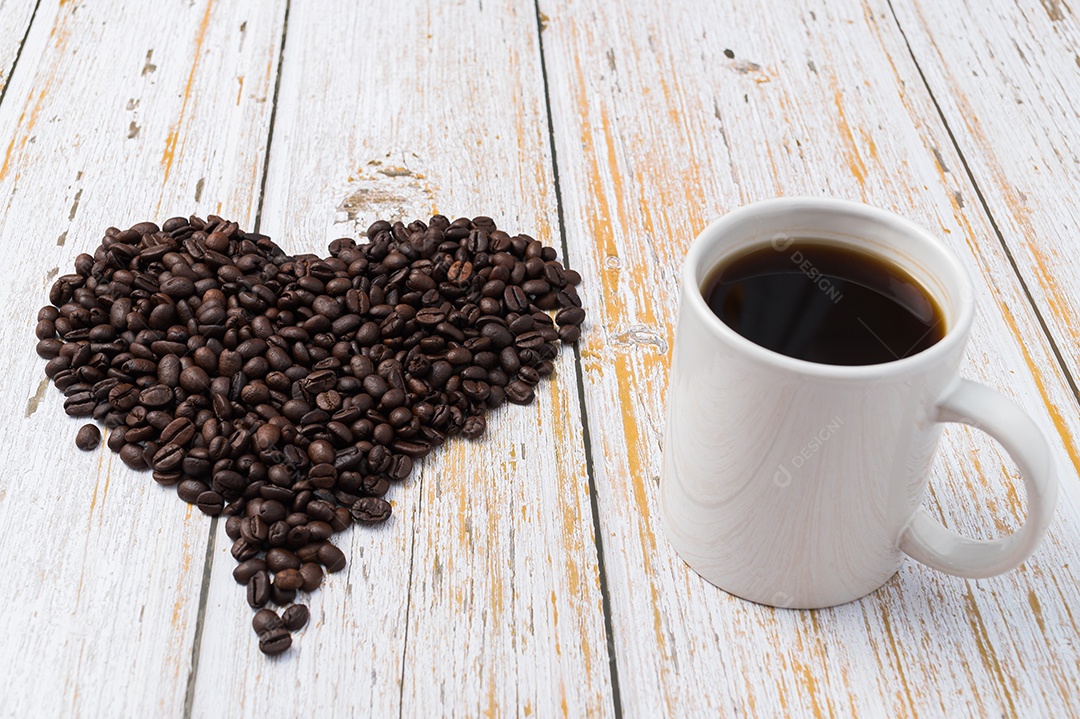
[{"left": 34, "top": 213, "right": 585, "bottom": 655}]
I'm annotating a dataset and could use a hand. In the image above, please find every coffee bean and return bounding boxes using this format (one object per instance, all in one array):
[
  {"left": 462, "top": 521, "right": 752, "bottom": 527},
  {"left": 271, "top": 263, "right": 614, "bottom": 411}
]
[
  {"left": 33, "top": 212, "right": 585, "bottom": 659},
  {"left": 281, "top": 604, "right": 310, "bottom": 631},
  {"left": 273, "top": 568, "right": 303, "bottom": 591},
  {"left": 247, "top": 570, "right": 270, "bottom": 608},
  {"left": 271, "top": 585, "right": 297, "bottom": 605},
  {"left": 177, "top": 479, "right": 208, "bottom": 504},
  {"left": 179, "top": 366, "right": 211, "bottom": 393},
  {"left": 233, "top": 558, "right": 267, "bottom": 584},
  {"left": 317, "top": 543, "right": 347, "bottom": 573},
  {"left": 555, "top": 306, "right": 586, "bottom": 327},
  {"left": 196, "top": 490, "right": 224, "bottom": 516},
  {"left": 119, "top": 443, "right": 148, "bottom": 469},
  {"left": 462, "top": 415, "right": 486, "bottom": 439},
  {"left": 140, "top": 385, "right": 174, "bottom": 408},
  {"left": 75, "top": 424, "right": 101, "bottom": 450},
  {"left": 258, "top": 627, "right": 292, "bottom": 656},
  {"left": 252, "top": 608, "right": 284, "bottom": 635},
  {"left": 152, "top": 444, "right": 185, "bottom": 472},
  {"left": 299, "top": 562, "right": 324, "bottom": 592},
  {"left": 505, "top": 380, "right": 535, "bottom": 405},
  {"left": 351, "top": 497, "right": 392, "bottom": 524},
  {"left": 330, "top": 507, "right": 352, "bottom": 533},
  {"left": 266, "top": 547, "right": 301, "bottom": 573}
]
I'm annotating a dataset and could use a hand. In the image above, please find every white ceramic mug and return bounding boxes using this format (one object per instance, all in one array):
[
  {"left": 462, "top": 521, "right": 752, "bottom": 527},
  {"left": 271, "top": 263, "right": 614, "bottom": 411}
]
[{"left": 660, "top": 197, "right": 1058, "bottom": 608}]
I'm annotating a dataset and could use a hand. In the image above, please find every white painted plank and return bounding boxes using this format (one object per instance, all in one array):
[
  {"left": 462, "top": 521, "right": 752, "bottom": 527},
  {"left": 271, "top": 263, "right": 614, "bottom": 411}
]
[
  {"left": 0, "top": 1, "right": 286, "bottom": 715},
  {"left": 540, "top": 0, "right": 1080, "bottom": 715},
  {"left": 888, "top": 0, "right": 1080, "bottom": 446},
  {"left": 189, "top": 1, "right": 613, "bottom": 717},
  {"left": 0, "top": 0, "right": 35, "bottom": 97}
]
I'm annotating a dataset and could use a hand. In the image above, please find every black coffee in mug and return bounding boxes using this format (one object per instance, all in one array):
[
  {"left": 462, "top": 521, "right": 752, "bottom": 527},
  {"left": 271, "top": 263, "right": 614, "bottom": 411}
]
[{"left": 702, "top": 240, "right": 945, "bottom": 366}]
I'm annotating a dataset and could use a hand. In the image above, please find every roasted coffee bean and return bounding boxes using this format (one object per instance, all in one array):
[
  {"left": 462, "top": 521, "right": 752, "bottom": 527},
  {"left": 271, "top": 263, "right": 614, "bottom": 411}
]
[
  {"left": 152, "top": 443, "right": 185, "bottom": 472},
  {"left": 307, "top": 521, "right": 334, "bottom": 542},
  {"left": 266, "top": 547, "right": 301, "bottom": 573},
  {"left": 118, "top": 442, "right": 148, "bottom": 469},
  {"left": 330, "top": 507, "right": 352, "bottom": 532},
  {"left": 282, "top": 604, "right": 310, "bottom": 631},
  {"left": 462, "top": 415, "right": 486, "bottom": 439},
  {"left": 75, "top": 424, "right": 102, "bottom": 450},
  {"left": 296, "top": 542, "right": 324, "bottom": 565},
  {"left": 232, "top": 538, "right": 261, "bottom": 563},
  {"left": 273, "top": 568, "right": 303, "bottom": 591},
  {"left": 505, "top": 380, "right": 535, "bottom": 405},
  {"left": 317, "top": 543, "right": 347, "bottom": 573},
  {"left": 106, "top": 427, "right": 127, "bottom": 453},
  {"left": 177, "top": 479, "right": 208, "bottom": 504},
  {"left": 197, "top": 490, "right": 224, "bottom": 515},
  {"left": 351, "top": 497, "right": 392, "bottom": 524},
  {"left": 247, "top": 570, "right": 271, "bottom": 608},
  {"left": 140, "top": 385, "right": 174, "bottom": 407},
  {"left": 555, "top": 306, "right": 586, "bottom": 327},
  {"left": 252, "top": 608, "right": 284, "bottom": 635},
  {"left": 33, "top": 212, "right": 585, "bottom": 659},
  {"left": 233, "top": 558, "right": 267, "bottom": 585},
  {"left": 266, "top": 520, "right": 290, "bottom": 546},
  {"left": 241, "top": 516, "right": 269, "bottom": 543},
  {"left": 271, "top": 585, "right": 297, "bottom": 605},
  {"left": 258, "top": 627, "right": 292, "bottom": 656},
  {"left": 299, "top": 562, "right": 324, "bottom": 592}
]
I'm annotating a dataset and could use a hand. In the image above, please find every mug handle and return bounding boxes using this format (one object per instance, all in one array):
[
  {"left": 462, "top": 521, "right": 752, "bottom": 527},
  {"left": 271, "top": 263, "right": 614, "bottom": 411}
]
[{"left": 900, "top": 379, "right": 1058, "bottom": 578}]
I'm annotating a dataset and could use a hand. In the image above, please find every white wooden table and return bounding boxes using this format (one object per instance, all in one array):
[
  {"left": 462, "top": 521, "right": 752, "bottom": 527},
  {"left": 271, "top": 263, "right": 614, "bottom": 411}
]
[{"left": 1, "top": 0, "right": 1078, "bottom": 716}]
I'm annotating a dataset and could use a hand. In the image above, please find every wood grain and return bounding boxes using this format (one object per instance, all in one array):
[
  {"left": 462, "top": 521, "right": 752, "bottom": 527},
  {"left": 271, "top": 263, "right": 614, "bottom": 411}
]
[
  {"left": 188, "top": 2, "right": 612, "bottom": 717},
  {"left": 887, "top": 1, "right": 1080, "bottom": 427},
  {"left": 0, "top": 0, "right": 35, "bottom": 98},
  {"left": 0, "top": 1, "right": 286, "bottom": 715},
  {"left": 539, "top": 0, "right": 1080, "bottom": 715}
]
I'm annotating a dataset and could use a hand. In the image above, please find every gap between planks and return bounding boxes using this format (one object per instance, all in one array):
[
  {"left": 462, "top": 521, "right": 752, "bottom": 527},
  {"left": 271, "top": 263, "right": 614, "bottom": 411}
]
[
  {"left": 884, "top": 0, "right": 1080, "bottom": 410},
  {"left": 0, "top": 0, "right": 41, "bottom": 111},
  {"left": 532, "top": 0, "right": 625, "bottom": 717},
  {"left": 181, "top": 1, "right": 292, "bottom": 709}
]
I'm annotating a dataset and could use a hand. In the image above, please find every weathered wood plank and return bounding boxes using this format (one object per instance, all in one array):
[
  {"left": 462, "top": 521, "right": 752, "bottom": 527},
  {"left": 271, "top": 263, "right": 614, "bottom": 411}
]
[
  {"left": 0, "top": 1, "right": 286, "bottom": 715},
  {"left": 540, "top": 0, "right": 1080, "bottom": 715},
  {"left": 189, "top": 2, "right": 612, "bottom": 717},
  {"left": 888, "top": 0, "right": 1080, "bottom": 447},
  {"left": 0, "top": 0, "right": 35, "bottom": 99}
]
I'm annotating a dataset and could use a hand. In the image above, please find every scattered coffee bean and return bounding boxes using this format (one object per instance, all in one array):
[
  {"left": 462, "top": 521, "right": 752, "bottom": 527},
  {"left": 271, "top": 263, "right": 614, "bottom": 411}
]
[
  {"left": 247, "top": 570, "right": 271, "bottom": 608},
  {"left": 75, "top": 424, "right": 101, "bottom": 451},
  {"left": 351, "top": 497, "right": 392, "bottom": 524},
  {"left": 317, "top": 543, "right": 347, "bottom": 573},
  {"left": 282, "top": 604, "right": 310, "bottom": 631},
  {"left": 252, "top": 608, "right": 284, "bottom": 635},
  {"left": 258, "top": 627, "right": 292, "bottom": 656},
  {"left": 33, "top": 213, "right": 585, "bottom": 659}
]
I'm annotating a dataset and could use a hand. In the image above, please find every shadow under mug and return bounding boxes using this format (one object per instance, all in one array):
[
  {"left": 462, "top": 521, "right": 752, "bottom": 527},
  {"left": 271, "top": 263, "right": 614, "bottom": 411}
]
[{"left": 660, "top": 197, "right": 1058, "bottom": 609}]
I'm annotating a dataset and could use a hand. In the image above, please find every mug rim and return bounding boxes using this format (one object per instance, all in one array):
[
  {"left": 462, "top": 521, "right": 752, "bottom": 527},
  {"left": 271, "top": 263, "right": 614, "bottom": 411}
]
[{"left": 683, "top": 196, "right": 976, "bottom": 380}]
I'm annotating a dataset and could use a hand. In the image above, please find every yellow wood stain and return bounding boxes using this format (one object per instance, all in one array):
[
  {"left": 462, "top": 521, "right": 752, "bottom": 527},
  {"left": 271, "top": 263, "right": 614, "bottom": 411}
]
[
  {"left": 161, "top": 0, "right": 216, "bottom": 183},
  {"left": 571, "top": 22, "right": 679, "bottom": 708},
  {"left": 830, "top": 86, "right": 868, "bottom": 195},
  {"left": 1027, "top": 589, "right": 1046, "bottom": 634},
  {"left": 1025, "top": 244, "right": 1076, "bottom": 341},
  {"left": 793, "top": 659, "right": 827, "bottom": 719},
  {"left": 998, "top": 300, "right": 1080, "bottom": 480},
  {"left": 962, "top": 587, "right": 1018, "bottom": 716},
  {"left": 875, "top": 606, "right": 918, "bottom": 716}
]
